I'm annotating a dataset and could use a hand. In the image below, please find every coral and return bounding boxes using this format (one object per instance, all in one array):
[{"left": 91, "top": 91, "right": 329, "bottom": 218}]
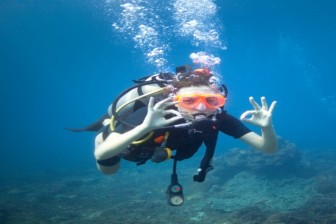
[
  {"left": 205, "top": 171, "right": 319, "bottom": 212},
  {"left": 227, "top": 206, "right": 268, "bottom": 224},
  {"left": 263, "top": 212, "right": 306, "bottom": 224},
  {"left": 212, "top": 137, "right": 315, "bottom": 179},
  {"left": 314, "top": 175, "right": 336, "bottom": 194},
  {"left": 291, "top": 195, "right": 336, "bottom": 223},
  {"left": 1, "top": 140, "right": 336, "bottom": 224}
]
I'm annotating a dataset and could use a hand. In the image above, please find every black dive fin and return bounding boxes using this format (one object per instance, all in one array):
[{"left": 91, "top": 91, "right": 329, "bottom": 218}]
[{"left": 65, "top": 113, "right": 110, "bottom": 132}]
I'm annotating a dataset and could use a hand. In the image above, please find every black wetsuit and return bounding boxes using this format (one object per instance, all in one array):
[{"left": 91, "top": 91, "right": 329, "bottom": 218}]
[
  {"left": 167, "top": 111, "right": 250, "bottom": 160},
  {"left": 96, "top": 111, "right": 251, "bottom": 167}
]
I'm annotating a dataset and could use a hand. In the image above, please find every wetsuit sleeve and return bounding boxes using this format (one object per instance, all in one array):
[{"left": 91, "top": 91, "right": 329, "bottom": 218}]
[
  {"left": 96, "top": 156, "right": 121, "bottom": 166},
  {"left": 216, "top": 112, "right": 251, "bottom": 138}
]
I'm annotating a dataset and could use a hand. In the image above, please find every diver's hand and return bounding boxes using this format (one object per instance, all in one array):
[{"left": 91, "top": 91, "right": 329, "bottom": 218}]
[
  {"left": 142, "top": 97, "right": 183, "bottom": 130},
  {"left": 240, "top": 97, "right": 277, "bottom": 128}
]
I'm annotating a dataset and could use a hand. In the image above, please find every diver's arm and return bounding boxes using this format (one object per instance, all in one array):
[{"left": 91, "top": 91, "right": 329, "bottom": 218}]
[
  {"left": 94, "top": 123, "right": 153, "bottom": 160},
  {"left": 239, "top": 125, "right": 277, "bottom": 153},
  {"left": 94, "top": 132, "right": 121, "bottom": 174},
  {"left": 94, "top": 97, "right": 182, "bottom": 161},
  {"left": 239, "top": 96, "right": 278, "bottom": 153},
  {"left": 97, "top": 162, "right": 120, "bottom": 174}
]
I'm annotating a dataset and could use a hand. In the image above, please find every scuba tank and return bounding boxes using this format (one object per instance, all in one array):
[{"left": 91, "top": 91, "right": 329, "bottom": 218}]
[
  {"left": 108, "top": 72, "right": 175, "bottom": 133},
  {"left": 66, "top": 66, "right": 195, "bottom": 133}
]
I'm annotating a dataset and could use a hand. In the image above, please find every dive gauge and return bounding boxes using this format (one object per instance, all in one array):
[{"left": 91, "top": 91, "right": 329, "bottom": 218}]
[
  {"left": 170, "top": 184, "right": 182, "bottom": 193},
  {"left": 167, "top": 160, "right": 184, "bottom": 206},
  {"left": 167, "top": 182, "right": 184, "bottom": 206},
  {"left": 169, "top": 194, "right": 184, "bottom": 206}
]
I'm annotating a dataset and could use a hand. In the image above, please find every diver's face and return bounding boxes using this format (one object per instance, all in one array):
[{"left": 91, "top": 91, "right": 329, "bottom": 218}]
[{"left": 175, "top": 85, "right": 224, "bottom": 120}]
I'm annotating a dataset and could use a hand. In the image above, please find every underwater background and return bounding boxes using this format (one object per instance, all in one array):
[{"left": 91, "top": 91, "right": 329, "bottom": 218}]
[{"left": 1, "top": 0, "right": 336, "bottom": 223}]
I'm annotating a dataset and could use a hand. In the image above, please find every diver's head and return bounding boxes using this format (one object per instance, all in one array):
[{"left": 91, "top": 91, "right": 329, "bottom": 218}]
[
  {"left": 172, "top": 67, "right": 227, "bottom": 120},
  {"left": 174, "top": 85, "right": 225, "bottom": 120}
]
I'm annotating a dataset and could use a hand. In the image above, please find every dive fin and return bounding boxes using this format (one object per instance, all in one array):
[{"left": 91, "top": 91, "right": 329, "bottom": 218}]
[{"left": 65, "top": 113, "right": 110, "bottom": 132}]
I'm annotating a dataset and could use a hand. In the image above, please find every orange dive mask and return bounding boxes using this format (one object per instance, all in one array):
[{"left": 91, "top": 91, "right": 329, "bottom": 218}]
[{"left": 174, "top": 93, "right": 226, "bottom": 110}]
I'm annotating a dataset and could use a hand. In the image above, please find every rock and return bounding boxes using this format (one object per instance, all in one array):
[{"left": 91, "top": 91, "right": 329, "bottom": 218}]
[{"left": 212, "top": 137, "right": 315, "bottom": 179}]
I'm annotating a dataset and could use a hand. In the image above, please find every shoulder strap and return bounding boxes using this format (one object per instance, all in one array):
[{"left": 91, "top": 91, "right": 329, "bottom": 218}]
[{"left": 193, "top": 121, "right": 219, "bottom": 182}]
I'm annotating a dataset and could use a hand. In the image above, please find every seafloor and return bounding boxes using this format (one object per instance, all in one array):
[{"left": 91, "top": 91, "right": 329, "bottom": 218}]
[{"left": 1, "top": 138, "right": 336, "bottom": 224}]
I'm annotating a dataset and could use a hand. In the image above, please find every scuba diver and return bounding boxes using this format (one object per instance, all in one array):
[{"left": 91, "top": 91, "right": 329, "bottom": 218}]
[{"left": 69, "top": 65, "right": 278, "bottom": 206}]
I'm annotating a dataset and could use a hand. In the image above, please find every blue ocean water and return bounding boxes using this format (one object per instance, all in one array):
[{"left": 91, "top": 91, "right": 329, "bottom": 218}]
[{"left": 1, "top": 0, "right": 336, "bottom": 223}]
